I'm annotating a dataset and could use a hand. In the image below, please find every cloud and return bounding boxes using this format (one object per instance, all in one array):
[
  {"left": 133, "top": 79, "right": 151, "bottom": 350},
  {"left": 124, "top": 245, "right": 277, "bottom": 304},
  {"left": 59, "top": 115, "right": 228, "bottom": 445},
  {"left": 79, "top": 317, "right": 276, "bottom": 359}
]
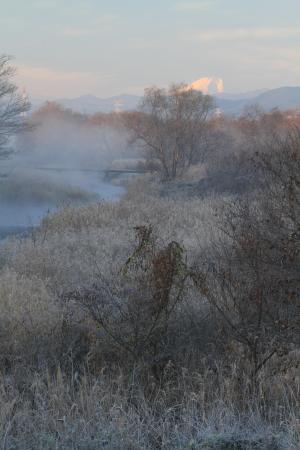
[
  {"left": 17, "top": 66, "right": 99, "bottom": 83},
  {"left": 187, "top": 27, "right": 300, "bottom": 42},
  {"left": 62, "top": 14, "right": 117, "bottom": 38},
  {"left": 32, "top": 0, "right": 60, "bottom": 8},
  {"left": 175, "top": 1, "right": 216, "bottom": 12},
  {"left": 62, "top": 27, "right": 97, "bottom": 37},
  {"left": 15, "top": 65, "right": 113, "bottom": 99},
  {"left": 239, "top": 45, "right": 300, "bottom": 77}
]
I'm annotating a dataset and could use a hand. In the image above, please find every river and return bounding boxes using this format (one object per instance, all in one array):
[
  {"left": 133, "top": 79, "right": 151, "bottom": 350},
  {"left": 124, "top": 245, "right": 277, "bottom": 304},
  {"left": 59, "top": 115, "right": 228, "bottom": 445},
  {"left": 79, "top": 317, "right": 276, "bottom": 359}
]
[{"left": 0, "top": 170, "right": 125, "bottom": 240}]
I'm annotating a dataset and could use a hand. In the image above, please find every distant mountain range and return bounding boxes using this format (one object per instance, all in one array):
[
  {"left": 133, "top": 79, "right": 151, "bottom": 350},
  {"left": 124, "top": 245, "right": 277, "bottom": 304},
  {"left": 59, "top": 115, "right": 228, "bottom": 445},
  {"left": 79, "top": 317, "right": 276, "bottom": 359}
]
[
  {"left": 58, "top": 94, "right": 141, "bottom": 114},
  {"left": 30, "top": 94, "right": 141, "bottom": 114},
  {"left": 215, "top": 87, "right": 300, "bottom": 113},
  {"left": 31, "top": 87, "right": 300, "bottom": 116},
  {"left": 215, "top": 89, "right": 268, "bottom": 101}
]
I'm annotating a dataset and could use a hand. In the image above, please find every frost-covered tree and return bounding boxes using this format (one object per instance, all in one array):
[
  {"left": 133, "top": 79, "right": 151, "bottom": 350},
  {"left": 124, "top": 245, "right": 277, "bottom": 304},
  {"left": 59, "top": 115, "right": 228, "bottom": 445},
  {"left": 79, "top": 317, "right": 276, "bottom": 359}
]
[
  {"left": 0, "top": 55, "right": 30, "bottom": 158},
  {"left": 124, "top": 83, "right": 215, "bottom": 179}
]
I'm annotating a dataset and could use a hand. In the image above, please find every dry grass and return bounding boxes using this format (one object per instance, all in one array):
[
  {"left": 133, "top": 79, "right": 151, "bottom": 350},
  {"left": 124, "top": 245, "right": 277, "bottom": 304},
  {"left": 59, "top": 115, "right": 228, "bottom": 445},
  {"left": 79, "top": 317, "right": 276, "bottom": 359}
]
[
  {"left": 0, "top": 366, "right": 298, "bottom": 449},
  {"left": 0, "top": 177, "right": 298, "bottom": 449},
  {"left": 1, "top": 178, "right": 219, "bottom": 292}
]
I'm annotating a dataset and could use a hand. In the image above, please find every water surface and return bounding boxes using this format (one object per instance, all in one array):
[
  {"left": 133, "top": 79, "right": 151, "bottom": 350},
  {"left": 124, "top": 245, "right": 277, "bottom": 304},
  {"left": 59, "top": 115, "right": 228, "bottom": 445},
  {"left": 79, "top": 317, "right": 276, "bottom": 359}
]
[{"left": 0, "top": 171, "right": 124, "bottom": 239}]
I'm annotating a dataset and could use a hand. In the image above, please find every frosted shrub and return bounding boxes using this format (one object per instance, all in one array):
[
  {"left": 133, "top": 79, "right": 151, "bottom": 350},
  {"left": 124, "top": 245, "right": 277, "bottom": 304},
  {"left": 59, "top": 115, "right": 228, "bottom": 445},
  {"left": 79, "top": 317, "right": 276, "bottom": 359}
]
[
  {"left": 0, "top": 175, "right": 297, "bottom": 448},
  {"left": 1, "top": 186, "right": 220, "bottom": 292},
  {"left": 64, "top": 226, "right": 189, "bottom": 376}
]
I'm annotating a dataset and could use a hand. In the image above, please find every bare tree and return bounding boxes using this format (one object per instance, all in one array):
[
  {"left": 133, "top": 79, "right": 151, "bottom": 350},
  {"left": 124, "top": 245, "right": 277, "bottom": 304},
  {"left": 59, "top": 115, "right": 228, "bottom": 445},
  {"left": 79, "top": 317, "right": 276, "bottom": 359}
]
[
  {"left": 0, "top": 55, "right": 30, "bottom": 158},
  {"left": 124, "top": 83, "right": 215, "bottom": 180}
]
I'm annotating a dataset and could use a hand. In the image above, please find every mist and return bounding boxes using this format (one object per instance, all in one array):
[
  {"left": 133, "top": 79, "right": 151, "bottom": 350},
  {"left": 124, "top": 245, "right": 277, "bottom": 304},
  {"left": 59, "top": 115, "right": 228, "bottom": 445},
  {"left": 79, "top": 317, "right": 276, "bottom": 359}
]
[{"left": 0, "top": 103, "right": 137, "bottom": 231}]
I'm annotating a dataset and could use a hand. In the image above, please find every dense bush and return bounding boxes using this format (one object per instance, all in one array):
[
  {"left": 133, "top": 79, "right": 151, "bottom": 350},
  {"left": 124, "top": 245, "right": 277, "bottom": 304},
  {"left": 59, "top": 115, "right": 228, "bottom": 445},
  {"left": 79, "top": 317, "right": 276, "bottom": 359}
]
[{"left": 0, "top": 128, "right": 298, "bottom": 448}]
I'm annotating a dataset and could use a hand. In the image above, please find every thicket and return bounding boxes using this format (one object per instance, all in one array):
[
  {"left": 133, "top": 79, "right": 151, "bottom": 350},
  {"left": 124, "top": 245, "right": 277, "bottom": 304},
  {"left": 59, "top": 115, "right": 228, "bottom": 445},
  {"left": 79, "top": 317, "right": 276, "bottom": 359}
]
[{"left": 0, "top": 125, "right": 298, "bottom": 448}]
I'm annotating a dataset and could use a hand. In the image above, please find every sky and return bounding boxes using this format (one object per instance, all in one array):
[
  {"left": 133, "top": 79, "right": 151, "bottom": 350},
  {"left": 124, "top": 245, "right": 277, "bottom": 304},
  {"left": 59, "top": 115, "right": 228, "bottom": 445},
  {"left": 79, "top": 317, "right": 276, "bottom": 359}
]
[{"left": 1, "top": 0, "right": 300, "bottom": 99}]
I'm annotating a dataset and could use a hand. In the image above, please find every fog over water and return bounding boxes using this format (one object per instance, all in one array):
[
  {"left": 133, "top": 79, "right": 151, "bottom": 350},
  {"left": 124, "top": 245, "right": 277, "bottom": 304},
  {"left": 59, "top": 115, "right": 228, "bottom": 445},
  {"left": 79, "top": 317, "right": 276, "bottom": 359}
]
[
  {"left": 0, "top": 169, "right": 124, "bottom": 227},
  {"left": 0, "top": 105, "right": 135, "bottom": 237}
]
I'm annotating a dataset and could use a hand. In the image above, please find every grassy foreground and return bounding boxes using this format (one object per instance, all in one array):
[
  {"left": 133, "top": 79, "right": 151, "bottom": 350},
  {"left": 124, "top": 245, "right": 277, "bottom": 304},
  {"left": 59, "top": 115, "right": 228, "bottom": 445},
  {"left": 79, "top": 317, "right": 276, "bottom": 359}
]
[{"left": 0, "top": 177, "right": 298, "bottom": 449}]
